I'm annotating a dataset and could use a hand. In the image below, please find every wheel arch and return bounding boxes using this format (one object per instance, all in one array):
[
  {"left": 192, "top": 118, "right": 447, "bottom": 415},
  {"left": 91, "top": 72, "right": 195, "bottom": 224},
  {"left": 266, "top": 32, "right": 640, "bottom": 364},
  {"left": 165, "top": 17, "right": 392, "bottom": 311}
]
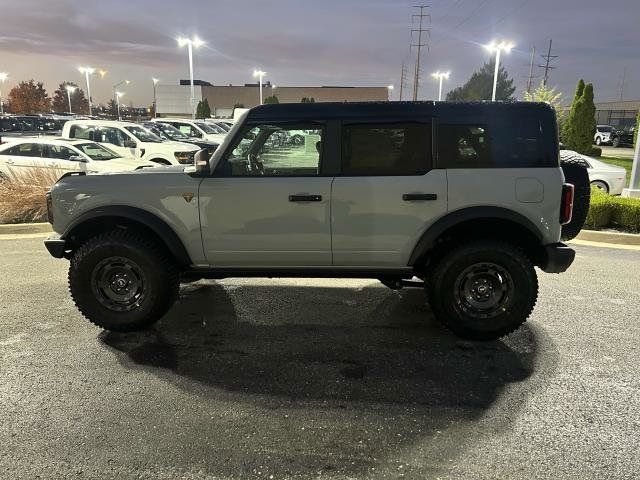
[
  {"left": 62, "top": 205, "right": 192, "bottom": 266},
  {"left": 408, "top": 206, "right": 545, "bottom": 267}
]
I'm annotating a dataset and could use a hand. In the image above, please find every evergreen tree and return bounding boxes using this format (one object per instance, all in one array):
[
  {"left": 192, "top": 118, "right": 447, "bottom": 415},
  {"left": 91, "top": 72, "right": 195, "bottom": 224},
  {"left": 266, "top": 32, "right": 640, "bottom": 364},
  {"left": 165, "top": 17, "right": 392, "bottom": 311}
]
[
  {"left": 563, "top": 79, "right": 585, "bottom": 141},
  {"left": 301, "top": 97, "right": 315, "bottom": 103},
  {"left": 195, "top": 99, "right": 211, "bottom": 119},
  {"left": 446, "top": 61, "right": 515, "bottom": 102},
  {"left": 264, "top": 95, "right": 279, "bottom": 104},
  {"left": 563, "top": 80, "right": 596, "bottom": 154},
  {"left": 52, "top": 82, "right": 89, "bottom": 114}
]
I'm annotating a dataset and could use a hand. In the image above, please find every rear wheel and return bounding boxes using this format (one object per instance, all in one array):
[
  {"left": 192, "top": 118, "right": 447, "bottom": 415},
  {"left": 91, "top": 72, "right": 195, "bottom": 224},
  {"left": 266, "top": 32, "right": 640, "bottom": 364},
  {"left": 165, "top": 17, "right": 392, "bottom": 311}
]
[
  {"left": 69, "top": 230, "right": 179, "bottom": 332},
  {"left": 591, "top": 180, "right": 609, "bottom": 193},
  {"left": 427, "top": 240, "right": 538, "bottom": 341}
]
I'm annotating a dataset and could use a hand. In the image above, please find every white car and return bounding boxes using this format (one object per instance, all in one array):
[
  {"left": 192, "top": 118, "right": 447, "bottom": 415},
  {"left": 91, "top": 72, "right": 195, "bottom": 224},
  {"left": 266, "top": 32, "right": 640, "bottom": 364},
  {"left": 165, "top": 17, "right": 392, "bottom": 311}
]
[
  {"left": 594, "top": 125, "right": 613, "bottom": 146},
  {"left": 581, "top": 154, "right": 627, "bottom": 195},
  {"left": 61, "top": 120, "right": 199, "bottom": 166},
  {"left": 0, "top": 138, "right": 153, "bottom": 178},
  {"left": 151, "top": 118, "right": 227, "bottom": 144}
]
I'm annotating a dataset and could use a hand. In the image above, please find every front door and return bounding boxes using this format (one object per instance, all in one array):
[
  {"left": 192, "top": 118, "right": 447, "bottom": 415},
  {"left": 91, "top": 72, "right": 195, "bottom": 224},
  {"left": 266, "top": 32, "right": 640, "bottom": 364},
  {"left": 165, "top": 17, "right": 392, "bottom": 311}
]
[{"left": 199, "top": 122, "right": 332, "bottom": 267}]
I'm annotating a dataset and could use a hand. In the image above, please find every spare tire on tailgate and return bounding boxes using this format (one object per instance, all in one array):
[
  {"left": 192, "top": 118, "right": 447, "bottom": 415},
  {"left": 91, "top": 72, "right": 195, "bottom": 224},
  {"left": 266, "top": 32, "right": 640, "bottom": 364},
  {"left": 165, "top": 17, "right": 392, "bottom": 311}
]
[{"left": 559, "top": 150, "right": 590, "bottom": 241}]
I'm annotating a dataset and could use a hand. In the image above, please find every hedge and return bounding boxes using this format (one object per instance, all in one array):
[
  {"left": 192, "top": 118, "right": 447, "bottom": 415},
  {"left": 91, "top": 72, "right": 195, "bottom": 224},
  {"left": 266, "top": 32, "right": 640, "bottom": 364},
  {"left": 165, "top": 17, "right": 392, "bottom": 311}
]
[{"left": 585, "top": 187, "right": 640, "bottom": 232}]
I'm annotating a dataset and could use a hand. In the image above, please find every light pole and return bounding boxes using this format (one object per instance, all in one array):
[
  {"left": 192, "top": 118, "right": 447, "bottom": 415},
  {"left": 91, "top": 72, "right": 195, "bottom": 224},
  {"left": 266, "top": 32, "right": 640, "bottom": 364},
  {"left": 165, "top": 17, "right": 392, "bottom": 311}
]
[
  {"left": 253, "top": 70, "right": 266, "bottom": 105},
  {"left": 430, "top": 71, "right": 450, "bottom": 101},
  {"left": 115, "top": 91, "right": 124, "bottom": 121},
  {"left": 0, "top": 72, "right": 7, "bottom": 115},
  {"left": 178, "top": 36, "right": 205, "bottom": 119},
  {"left": 78, "top": 67, "right": 95, "bottom": 115},
  {"left": 152, "top": 78, "right": 159, "bottom": 117},
  {"left": 113, "top": 80, "right": 130, "bottom": 110},
  {"left": 65, "top": 85, "right": 77, "bottom": 114},
  {"left": 387, "top": 85, "right": 394, "bottom": 101},
  {"left": 484, "top": 40, "right": 514, "bottom": 101}
]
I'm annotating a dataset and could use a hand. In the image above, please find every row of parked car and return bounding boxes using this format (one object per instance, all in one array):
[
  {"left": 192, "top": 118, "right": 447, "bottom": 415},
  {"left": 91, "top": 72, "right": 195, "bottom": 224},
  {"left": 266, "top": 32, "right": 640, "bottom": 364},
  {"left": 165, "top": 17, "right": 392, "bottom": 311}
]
[
  {"left": 0, "top": 117, "right": 235, "bottom": 176},
  {"left": 594, "top": 124, "right": 635, "bottom": 147}
]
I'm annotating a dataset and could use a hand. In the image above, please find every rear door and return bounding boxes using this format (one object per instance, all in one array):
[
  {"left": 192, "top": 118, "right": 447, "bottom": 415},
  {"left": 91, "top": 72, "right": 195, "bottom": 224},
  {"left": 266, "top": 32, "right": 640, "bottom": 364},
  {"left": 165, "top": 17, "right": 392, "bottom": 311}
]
[
  {"left": 41, "top": 144, "right": 85, "bottom": 172},
  {"left": 331, "top": 121, "right": 447, "bottom": 267}
]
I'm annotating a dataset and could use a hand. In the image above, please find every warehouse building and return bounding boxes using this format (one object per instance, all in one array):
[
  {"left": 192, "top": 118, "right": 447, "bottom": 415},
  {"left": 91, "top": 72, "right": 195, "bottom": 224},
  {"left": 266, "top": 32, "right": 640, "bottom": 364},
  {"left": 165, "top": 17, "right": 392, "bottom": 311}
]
[
  {"left": 156, "top": 81, "right": 389, "bottom": 117},
  {"left": 593, "top": 100, "right": 639, "bottom": 130}
]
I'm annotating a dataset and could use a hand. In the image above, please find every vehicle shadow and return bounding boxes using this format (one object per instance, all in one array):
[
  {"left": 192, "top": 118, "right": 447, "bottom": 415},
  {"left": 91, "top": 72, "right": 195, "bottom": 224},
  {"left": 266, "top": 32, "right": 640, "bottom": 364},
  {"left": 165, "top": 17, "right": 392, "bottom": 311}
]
[{"left": 100, "top": 280, "right": 552, "bottom": 477}]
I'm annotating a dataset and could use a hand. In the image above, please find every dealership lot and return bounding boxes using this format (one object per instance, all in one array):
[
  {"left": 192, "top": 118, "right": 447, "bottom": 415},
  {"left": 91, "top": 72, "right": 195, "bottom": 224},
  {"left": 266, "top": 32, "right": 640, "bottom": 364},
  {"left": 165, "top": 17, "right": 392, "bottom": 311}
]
[{"left": 1, "top": 236, "right": 639, "bottom": 479}]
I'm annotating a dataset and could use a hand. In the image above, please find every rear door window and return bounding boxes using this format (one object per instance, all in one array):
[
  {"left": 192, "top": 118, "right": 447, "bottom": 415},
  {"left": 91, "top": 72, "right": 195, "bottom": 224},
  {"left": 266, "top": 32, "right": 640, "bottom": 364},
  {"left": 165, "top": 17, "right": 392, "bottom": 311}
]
[
  {"left": 5, "top": 143, "right": 43, "bottom": 157},
  {"left": 437, "top": 125, "right": 491, "bottom": 168},
  {"left": 341, "top": 123, "right": 432, "bottom": 175}
]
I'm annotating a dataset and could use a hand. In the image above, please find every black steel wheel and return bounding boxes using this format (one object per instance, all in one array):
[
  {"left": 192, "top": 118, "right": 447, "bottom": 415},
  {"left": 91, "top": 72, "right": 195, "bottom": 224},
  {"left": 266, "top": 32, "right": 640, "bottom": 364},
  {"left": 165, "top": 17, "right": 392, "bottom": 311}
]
[{"left": 427, "top": 240, "right": 538, "bottom": 341}]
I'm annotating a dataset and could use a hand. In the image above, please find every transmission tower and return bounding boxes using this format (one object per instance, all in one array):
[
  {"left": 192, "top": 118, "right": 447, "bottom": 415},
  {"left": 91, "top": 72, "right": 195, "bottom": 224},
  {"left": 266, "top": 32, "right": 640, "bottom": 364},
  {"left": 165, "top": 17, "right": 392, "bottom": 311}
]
[
  {"left": 538, "top": 39, "right": 558, "bottom": 86},
  {"left": 411, "top": 5, "right": 430, "bottom": 101},
  {"left": 399, "top": 63, "right": 408, "bottom": 101}
]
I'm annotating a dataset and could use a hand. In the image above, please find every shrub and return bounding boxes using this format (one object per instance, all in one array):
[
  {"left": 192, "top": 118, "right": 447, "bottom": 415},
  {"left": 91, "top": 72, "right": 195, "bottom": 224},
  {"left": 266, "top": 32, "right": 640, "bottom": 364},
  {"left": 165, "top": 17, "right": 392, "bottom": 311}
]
[
  {"left": 589, "top": 146, "right": 602, "bottom": 157},
  {"left": 585, "top": 186, "right": 640, "bottom": 232},
  {"left": 0, "top": 168, "right": 62, "bottom": 224}
]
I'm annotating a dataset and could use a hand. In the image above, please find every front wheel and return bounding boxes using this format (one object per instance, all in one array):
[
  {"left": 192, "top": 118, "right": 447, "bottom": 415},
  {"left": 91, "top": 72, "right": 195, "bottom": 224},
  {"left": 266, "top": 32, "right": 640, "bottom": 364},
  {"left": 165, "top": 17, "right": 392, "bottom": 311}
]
[
  {"left": 68, "top": 230, "right": 179, "bottom": 332},
  {"left": 427, "top": 241, "right": 538, "bottom": 341},
  {"left": 595, "top": 137, "right": 602, "bottom": 146},
  {"left": 612, "top": 137, "right": 620, "bottom": 148}
]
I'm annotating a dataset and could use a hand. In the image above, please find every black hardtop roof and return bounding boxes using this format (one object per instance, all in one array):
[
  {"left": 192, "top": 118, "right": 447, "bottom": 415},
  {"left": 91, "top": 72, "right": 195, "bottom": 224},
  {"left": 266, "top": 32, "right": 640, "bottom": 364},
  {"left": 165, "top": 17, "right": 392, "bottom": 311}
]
[{"left": 247, "top": 101, "right": 556, "bottom": 122}]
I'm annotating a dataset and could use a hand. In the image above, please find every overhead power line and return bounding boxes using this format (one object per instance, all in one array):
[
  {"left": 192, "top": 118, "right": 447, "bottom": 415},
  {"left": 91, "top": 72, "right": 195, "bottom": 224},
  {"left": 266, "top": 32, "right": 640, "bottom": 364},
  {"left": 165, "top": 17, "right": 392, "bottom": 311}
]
[
  {"left": 411, "top": 5, "right": 431, "bottom": 101},
  {"left": 538, "top": 39, "right": 558, "bottom": 86}
]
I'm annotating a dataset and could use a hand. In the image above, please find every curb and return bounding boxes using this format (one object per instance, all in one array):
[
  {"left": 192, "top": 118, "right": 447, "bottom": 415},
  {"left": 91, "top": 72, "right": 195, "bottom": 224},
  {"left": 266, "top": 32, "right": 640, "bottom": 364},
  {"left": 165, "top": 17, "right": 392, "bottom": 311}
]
[
  {"left": 576, "top": 229, "right": 640, "bottom": 246},
  {"left": 0, "top": 222, "right": 52, "bottom": 235},
  {"left": 0, "top": 222, "right": 639, "bottom": 246}
]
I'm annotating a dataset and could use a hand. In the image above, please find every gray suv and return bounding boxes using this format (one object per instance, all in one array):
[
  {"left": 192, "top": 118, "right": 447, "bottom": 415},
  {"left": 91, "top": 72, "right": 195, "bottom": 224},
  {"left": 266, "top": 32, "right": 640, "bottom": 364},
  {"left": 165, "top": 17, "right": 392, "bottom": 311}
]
[{"left": 45, "top": 102, "right": 581, "bottom": 340}]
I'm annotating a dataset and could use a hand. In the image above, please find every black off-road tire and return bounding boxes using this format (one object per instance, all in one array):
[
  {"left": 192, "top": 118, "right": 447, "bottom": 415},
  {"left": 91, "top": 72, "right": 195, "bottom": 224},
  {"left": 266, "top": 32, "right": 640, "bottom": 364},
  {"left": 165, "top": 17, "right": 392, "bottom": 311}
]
[
  {"left": 560, "top": 151, "right": 591, "bottom": 241},
  {"left": 427, "top": 240, "right": 538, "bottom": 341},
  {"left": 68, "top": 230, "right": 179, "bottom": 332},
  {"left": 612, "top": 137, "right": 620, "bottom": 148}
]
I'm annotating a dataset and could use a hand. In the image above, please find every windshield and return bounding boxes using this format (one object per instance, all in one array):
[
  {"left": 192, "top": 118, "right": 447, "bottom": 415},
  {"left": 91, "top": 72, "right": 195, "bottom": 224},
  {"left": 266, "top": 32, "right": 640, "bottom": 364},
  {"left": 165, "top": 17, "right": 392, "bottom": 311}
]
[
  {"left": 212, "top": 122, "right": 231, "bottom": 132},
  {"left": 598, "top": 126, "right": 613, "bottom": 132},
  {"left": 124, "top": 125, "right": 163, "bottom": 143},
  {"left": 194, "top": 122, "right": 221, "bottom": 134},
  {"left": 152, "top": 122, "right": 190, "bottom": 140},
  {"left": 74, "top": 142, "right": 120, "bottom": 160}
]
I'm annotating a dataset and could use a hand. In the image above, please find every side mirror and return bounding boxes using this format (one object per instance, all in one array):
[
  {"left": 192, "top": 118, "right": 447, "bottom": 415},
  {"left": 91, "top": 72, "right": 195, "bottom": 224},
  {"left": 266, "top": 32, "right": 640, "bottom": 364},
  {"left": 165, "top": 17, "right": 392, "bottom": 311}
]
[
  {"left": 68, "top": 155, "right": 87, "bottom": 162},
  {"left": 194, "top": 148, "right": 210, "bottom": 176},
  {"left": 123, "top": 139, "right": 137, "bottom": 148}
]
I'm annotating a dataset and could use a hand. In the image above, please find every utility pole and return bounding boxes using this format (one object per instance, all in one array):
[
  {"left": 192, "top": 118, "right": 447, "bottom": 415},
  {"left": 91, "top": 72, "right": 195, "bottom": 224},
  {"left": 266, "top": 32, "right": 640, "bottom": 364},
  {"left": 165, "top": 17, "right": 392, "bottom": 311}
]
[
  {"left": 399, "top": 63, "right": 407, "bottom": 101},
  {"left": 539, "top": 39, "right": 558, "bottom": 86},
  {"left": 526, "top": 46, "right": 536, "bottom": 94},
  {"left": 411, "top": 5, "right": 430, "bottom": 101},
  {"left": 619, "top": 66, "right": 627, "bottom": 101}
]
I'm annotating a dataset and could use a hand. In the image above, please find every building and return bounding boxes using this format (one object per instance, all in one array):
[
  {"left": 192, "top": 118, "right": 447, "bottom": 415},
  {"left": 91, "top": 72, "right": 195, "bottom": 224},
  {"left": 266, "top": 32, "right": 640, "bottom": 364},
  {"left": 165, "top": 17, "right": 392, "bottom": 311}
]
[
  {"left": 593, "top": 100, "right": 639, "bottom": 130},
  {"left": 156, "top": 82, "right": 390, "bottom": 118}
]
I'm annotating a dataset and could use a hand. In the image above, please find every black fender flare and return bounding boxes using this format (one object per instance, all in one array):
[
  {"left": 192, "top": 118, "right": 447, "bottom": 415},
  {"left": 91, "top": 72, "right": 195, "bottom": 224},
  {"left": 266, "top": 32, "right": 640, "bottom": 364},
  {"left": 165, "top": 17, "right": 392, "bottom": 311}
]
[
  {"left": 62, "top": 205, "right": 192, "bottom": 266},
  {"left": 408, "top": 206, "right": 544, "bottom": 266}
]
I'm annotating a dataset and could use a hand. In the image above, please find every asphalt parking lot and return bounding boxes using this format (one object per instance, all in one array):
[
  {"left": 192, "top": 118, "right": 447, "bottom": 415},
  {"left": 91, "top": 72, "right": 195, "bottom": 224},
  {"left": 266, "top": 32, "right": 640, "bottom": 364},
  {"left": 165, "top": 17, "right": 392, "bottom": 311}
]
[{"left": 1, "top": 236, "right": 639, "bottom": 479}]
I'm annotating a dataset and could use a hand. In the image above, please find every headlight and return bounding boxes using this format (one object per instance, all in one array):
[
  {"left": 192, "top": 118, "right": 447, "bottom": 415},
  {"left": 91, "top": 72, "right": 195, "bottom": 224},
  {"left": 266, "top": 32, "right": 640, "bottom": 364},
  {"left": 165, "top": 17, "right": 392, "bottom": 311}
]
[
  {"left": 45, "top": 191, "right": 53, "bottom": 224},
  {"left": 174, "top": 151, "right": 195, "bottom": 164}
]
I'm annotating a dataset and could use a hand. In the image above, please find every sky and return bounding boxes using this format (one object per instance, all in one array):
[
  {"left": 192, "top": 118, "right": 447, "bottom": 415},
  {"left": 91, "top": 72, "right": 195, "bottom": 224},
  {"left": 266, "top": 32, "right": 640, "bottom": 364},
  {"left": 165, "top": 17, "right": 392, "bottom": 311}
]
[{"left": 0, "top": 0, "right": 638, "bottom": 106}]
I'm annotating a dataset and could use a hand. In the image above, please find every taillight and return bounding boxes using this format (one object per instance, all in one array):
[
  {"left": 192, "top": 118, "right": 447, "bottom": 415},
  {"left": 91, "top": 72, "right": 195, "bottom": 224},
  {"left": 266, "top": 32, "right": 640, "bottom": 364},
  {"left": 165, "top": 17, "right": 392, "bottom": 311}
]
[
  {"left": 560, "top": 183, "right": 574, "bottom": 225},
  {"left": 45, "top": 191, "right": 53, "bottom": 224}
]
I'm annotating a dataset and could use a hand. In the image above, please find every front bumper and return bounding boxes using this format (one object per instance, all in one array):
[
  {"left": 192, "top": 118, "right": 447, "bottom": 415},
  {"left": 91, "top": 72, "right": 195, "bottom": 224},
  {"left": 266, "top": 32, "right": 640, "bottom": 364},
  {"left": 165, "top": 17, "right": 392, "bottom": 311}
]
[
  {"left": 540, "top": 242, "right": 575, "bottom": 273},
  {"left": 44, "top": 234, "right": 67, "bottom": 258}
]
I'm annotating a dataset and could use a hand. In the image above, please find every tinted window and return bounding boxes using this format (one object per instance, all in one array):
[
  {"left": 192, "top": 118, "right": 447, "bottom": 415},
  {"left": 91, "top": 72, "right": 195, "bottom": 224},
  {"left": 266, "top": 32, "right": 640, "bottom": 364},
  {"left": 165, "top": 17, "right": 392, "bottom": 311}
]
[
  {"left": 5, "top": 143, "right": 43, "bottom": 157},
  {"left": 342, "top": 124, "right": 432, "bottom": 175},
  {"left": 44, "top": 145, "right": 77, "bottom": 161},
  {"left": 438, "top": 125, "right": 491, "bottom": 168},
  {"left": 492, "top": 116, "right": 546, "bottom": 167},
  {"left": 69, "top": 125, "right": 95, "bottom": 141},
  {"left": 220, "top": 124, "right": 323, "bottom": 177},
  {"left": 95, "top": 127, "right": 128, "bottom": 147}
]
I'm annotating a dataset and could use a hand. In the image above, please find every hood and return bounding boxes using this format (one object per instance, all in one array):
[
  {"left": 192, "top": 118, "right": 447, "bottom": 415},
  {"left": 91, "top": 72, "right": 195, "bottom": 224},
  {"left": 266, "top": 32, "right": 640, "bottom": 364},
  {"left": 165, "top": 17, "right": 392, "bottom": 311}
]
[
  {"left": 160, "top": 141, "right": 200, "bottom": 151},
  {"left": 88, "top": 157, "right": 156, "bottom": 172}
]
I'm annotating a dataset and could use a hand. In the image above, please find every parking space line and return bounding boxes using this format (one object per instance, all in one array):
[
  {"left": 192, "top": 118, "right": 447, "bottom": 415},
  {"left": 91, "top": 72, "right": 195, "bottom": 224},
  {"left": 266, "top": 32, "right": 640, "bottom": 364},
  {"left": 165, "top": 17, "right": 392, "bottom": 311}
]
[{"left": 570, "top": 239, "right": 640, "bottom": 251}]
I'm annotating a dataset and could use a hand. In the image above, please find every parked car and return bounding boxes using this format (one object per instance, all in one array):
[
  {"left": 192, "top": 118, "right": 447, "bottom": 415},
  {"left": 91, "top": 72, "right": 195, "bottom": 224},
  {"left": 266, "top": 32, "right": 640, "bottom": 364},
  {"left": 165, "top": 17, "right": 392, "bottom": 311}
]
[
  {"left": 610, "top": 127, "right": 635, "bottom": 148},
  {"left": 577, "top": 153, "right": 627, "bottom": 195},
  {"left": 151, "top": 118, "right": 227, "bottom": 144},
  {"left": 0, "top": 138, "right": 154, "bottom": 179},
  {"left": 45, "top": 101, "right": 584, "bottom": 341},
  {"left": 594, "top": 125, "right": 613, "bottom": 145},
  {"left": 61, "top": 120, "right": 199, "bottom": 165},
  {"left": 141, "top": 122, "right": 218, "bottom": 155},
  {"left": 204, "top": 119, "right": 231, "bottom": 132}
]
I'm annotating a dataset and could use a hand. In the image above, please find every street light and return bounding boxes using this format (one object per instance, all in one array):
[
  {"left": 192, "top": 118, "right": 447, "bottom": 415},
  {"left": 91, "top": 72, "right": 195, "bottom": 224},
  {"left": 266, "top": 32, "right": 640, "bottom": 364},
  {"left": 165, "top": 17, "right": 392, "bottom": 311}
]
[
  {"left": 177, "top": 36, "right": 205, "bottom": 119},
  {"left": 65, "top": 85, "right": 77, "bottom": 114},
  {"left": 78, "top": 66, "right": 95, "bottom": 115},
  {"left": 253, "top": 70, "right": 266, "bottom": 105},
  {"left": 484, "top": 40, "right": 514, "bottom": 101},
  {"left": 387, "top": 85, "right": 394, "bottom": 101},
  {"left": 113, "top": 80, "right": 130, "bottom": 110},
  {"left": 0, "top": 72, "right": 7, "bottom": 115},
  {"left": 152, "top": 78, "right": 159, "bottom": 118},
  {"left": 430, "top": 71, "right": 450, "bottom": 101},
  {"left": 115, "top": 91, "right": 124, "bottom": 121}
]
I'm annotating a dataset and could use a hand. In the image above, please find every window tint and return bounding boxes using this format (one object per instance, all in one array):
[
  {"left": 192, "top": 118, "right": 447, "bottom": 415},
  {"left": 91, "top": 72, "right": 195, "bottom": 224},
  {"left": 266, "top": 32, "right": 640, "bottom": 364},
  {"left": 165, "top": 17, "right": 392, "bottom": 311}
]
[
  {"left": 6, "top": 143, "right": 42, "bottom": 157},
  {"left": 95, "top": 127, "right": 128, "bottom": 147},
  {"left": 69, "top": 125, "right": 95, "bottom": 141},
  {"left": 438, "top": 125, "right": 491, "bottom": 168},
  {"left": 341, "top": 124, "right": 432, "bottom": 175},
  {"left": 45, "top": 145, "right": 77, "bottom": 161},
  {"left": 220, "top": 124, "right": 323, "bottom": 177},
  {"left": 491, "top": 116, "right": 545, "bottom": 167}
]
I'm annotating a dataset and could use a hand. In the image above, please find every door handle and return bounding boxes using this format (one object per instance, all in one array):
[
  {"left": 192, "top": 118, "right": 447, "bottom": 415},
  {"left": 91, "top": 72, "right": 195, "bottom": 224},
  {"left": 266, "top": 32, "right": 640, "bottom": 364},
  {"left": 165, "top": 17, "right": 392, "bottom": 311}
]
[
  {"left": 5, "top": 159, "right": 14, "bottom": 165},
  {"left": 289, "top": 194, "right": 322, "bottom": 202},
  {"left": 403, "top": 193, "right": 437, "bottom": 201}
]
